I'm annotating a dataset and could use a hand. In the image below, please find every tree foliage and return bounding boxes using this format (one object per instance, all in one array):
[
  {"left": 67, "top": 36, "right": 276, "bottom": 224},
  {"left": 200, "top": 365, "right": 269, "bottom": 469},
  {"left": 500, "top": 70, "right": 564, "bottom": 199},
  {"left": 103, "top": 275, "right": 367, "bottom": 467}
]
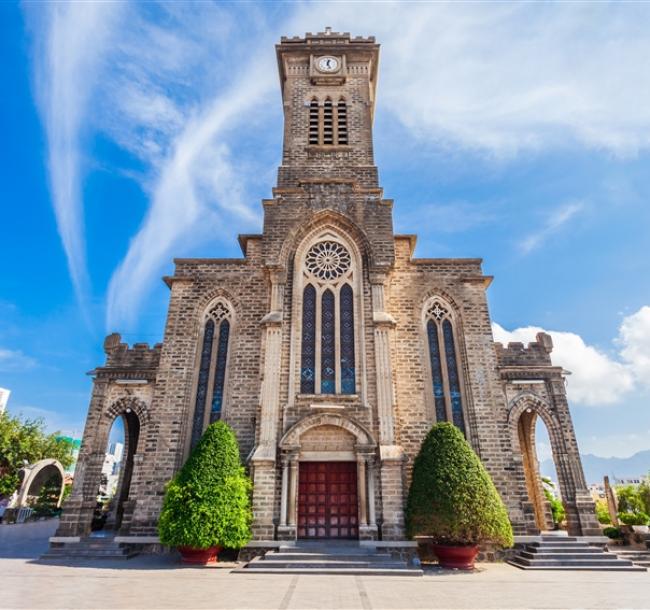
[
  {"left": 616, "top": 484, "right": 645, "bottom": 514},
  {"left": 594, "top": 499, "right": 612, "bottom": 525},
  {"left": 541, "top": 477, "right": 566, "bottom": 527},
  {"left": 637, "top": 474, "right": 650, "bottom": 515},
  {"left": 158, "top": 421, "right": 252, "bottom": 550},
  {"left": 0, "top": 412, "right": 74, "bottom": 498},
  {"left": 406, "top": 422, "right": 514, "bottom": 547}
]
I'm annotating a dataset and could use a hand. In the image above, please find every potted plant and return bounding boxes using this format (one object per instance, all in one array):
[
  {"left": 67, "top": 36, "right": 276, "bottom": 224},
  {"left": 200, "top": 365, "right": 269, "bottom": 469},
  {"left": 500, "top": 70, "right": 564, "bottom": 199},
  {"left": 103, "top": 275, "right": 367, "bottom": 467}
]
[
  {"left": 406, "top": 422, "right": 514, "bottom": 569},
  {"left": 158, "top": 421, "right": 252, "bottom": 564}
]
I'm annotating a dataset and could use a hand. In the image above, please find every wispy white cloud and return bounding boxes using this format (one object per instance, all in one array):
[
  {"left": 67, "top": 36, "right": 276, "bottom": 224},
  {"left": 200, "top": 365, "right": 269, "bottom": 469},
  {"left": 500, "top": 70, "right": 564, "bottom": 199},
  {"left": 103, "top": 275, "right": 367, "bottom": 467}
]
[
  {"left": 30, "top": 3, "right": 123, "bottom": 316},
  {"left": 29, "top": 2, "right": 650, "bottom": 327},
  {"left": 0, "top": 347, "right": 37, "bottom": 373},
  {"left": 518, "top": 201, "right": 585, "bottom": 254},
  {"left": 493, "top": 303, "right": 650, "bottom": 406}
]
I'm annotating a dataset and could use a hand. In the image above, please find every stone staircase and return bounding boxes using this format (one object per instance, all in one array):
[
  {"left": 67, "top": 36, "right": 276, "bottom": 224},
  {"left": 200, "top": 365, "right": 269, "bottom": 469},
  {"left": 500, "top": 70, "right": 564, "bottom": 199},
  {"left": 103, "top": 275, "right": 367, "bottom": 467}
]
[
  {"left": 609, "top": 549, "right": 650, "bottom": 568},
  {"left": 234, "top": 541, "right": 423, "bottom": 576},
  {"left": 42, "top": 536, "right": 139, "bottom": 561},
  {"left": 508, "top": 536, "right": 646, "bottom": 571}
]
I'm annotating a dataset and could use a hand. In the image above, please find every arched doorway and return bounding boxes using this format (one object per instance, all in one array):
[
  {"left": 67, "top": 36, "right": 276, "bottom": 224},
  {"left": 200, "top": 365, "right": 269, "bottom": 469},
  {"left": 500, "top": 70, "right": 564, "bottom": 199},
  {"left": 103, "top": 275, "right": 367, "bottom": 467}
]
[
  {"left": 96, "top": 409, "right": 140, "bottom": 532},
  {"left": 278, "top": 413, "right": 377, "bottom": 540}
]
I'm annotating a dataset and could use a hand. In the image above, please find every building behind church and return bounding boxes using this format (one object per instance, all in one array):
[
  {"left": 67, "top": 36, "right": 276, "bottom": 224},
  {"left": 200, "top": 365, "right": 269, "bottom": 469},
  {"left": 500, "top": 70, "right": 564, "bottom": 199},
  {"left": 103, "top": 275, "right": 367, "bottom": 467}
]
[{"left": 56, "top": 30, "right": 599, "bottom": 545}]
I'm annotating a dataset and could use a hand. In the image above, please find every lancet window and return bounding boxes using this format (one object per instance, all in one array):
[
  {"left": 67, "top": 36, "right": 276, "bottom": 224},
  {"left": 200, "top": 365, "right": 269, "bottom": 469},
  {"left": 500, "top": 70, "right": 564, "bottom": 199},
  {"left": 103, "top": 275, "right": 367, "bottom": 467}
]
[
  {"left": 425, "top": 299, "right": 467, "bottom": 435},
  {"left": 300, "top": 240, "right": 356, "bottom": 395},
  {"left": 190, "top": 301, "right": 232, "bottom": 446}
]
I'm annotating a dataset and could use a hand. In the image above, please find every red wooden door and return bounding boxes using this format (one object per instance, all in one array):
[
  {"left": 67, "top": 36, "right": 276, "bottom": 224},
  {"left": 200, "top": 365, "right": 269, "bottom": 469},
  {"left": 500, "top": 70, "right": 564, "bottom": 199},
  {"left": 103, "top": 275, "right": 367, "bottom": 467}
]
[{"left": 298, "top": 461, "right": 358, "bottom": 539}]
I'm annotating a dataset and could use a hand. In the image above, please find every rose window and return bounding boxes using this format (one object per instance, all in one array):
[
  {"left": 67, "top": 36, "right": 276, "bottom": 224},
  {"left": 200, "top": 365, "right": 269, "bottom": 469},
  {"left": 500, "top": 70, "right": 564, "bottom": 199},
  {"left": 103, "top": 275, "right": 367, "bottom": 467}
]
[{"left": 305, "top": 241, "right": 351, "bottom": 280}]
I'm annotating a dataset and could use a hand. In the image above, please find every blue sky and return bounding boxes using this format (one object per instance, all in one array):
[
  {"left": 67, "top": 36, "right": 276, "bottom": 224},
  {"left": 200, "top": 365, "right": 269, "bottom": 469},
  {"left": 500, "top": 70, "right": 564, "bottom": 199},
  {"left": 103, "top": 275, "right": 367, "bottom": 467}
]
[{"left": 2, "top": 2, "right": 650, "bottom": 461}]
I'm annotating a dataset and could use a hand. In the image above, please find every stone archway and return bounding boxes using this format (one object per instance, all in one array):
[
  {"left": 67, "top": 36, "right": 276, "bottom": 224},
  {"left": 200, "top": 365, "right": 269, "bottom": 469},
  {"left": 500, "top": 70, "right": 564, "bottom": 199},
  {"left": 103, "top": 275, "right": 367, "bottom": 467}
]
[
  {"left": 102, "top": 408, "right": 141, "bottom": 532},
  {"left": 278, "top": 413, "right": 377, "bottom": 540},
  {"left": 16, "top": 459, "right": 65, "bottom": 508},
  {"left": 508, "top": 393, "right": 595, "bottom": 535}
]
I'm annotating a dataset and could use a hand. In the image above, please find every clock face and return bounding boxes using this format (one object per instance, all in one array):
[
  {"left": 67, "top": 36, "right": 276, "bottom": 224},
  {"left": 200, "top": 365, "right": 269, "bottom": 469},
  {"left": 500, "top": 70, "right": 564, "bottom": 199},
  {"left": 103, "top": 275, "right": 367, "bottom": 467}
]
[{"left": 317, "top": 56, "right": 340, "bottom": 73}]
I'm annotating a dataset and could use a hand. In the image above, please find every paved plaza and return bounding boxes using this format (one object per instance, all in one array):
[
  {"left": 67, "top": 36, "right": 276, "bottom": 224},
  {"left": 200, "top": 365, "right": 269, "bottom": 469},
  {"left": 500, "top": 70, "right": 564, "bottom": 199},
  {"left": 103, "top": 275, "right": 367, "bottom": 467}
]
[{"left": 1, "top": 521, "right": 649, "bottom": 609}]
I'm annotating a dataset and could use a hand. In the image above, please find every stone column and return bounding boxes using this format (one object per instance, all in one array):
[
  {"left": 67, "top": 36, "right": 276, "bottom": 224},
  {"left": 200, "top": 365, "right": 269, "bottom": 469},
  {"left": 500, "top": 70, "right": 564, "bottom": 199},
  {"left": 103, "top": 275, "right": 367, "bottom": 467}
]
[
  {"left": 357, "top": 456, "right": 368, "bottom": 528},
  {"left": 367, "top": 457, "right": 377, "bottom": 528},
  {"left": 548, "top": 377, "right": 601, "bottom": 536},
  {"left": 288, "top": 458, "right": 298, "bottom": 526},
  {"left": 277, "top": 450, "right": 298, "bottom": 540},
  {"left": 56, "top": 378, "right": 110, "bottom": 537},
  {"left": 251, "top": 270, "right": 286, "bottom": 540},
  {"left": 369, "top": 272, "right": 405, "bottom": 539}
]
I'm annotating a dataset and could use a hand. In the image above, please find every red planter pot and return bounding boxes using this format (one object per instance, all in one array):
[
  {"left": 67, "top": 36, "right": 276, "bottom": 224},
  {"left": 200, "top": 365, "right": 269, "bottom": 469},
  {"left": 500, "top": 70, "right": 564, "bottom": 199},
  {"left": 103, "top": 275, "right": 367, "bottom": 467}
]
[
  {"left": 432, "top": 544, "right": 479, "bottom": 569},
  {"left": 178, "top": 546, "right": 222, "bottom": 565}
]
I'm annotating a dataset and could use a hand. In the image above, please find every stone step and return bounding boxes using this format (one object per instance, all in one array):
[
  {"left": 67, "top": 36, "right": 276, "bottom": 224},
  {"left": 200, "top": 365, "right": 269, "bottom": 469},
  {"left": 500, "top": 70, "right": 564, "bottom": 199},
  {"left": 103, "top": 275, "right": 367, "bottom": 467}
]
[
  {"left": 232, "top": 566, "right": 424, "bottom": 576},
  {"left": 511, "top": 557, "right": 637, "bottom": 567},
  {"left": 507, "top": 559, "right": 646, "bottom": 572},
  {"left": 524, "top": 545, "right": 601, "bottom": 553},
  {"left": 278, "top": 545, "right": 375, "bottom": 555},
  {"left": 527, "top": 541, "right": 591, "bottom": 548},
  {"left": 266, "top": 552, "right": 394, "bottom": 562},
  {"left": 519, "top": 551, "right": 609, "bottom": 561},
  {"left": 250, "top": 559, "right": 409, "bottom": 569}
]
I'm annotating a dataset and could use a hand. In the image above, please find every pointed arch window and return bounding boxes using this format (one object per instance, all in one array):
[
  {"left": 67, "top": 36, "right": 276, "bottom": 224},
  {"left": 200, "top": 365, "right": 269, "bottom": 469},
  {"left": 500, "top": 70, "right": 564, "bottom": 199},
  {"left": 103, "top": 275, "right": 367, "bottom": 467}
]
[
  {"left": 299, "top": 240, "right": 356, "bottom": 395},
  {"left": 301, "top": 285, "right": 317, "bottom": 394},
  {"left": 191, "top": 302, "right": 232, "bottom": 446},
  {"left": 425, "top": 300, "right": 467, "bottom": 435}
]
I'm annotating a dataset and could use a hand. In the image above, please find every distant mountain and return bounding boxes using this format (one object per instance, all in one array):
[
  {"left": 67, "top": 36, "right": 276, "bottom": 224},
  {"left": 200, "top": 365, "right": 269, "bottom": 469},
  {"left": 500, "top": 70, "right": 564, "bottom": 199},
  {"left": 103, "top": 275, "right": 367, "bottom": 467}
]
[{"left": 540, "top": 450, "right": 650, "bottom": 485}]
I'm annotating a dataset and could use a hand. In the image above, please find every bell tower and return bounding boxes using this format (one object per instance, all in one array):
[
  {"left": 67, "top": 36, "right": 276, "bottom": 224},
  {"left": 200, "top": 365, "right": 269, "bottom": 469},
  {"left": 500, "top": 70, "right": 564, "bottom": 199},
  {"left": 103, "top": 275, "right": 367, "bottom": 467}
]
[{"left": 275, "top": 29, "right": 380, "bottom": 190}]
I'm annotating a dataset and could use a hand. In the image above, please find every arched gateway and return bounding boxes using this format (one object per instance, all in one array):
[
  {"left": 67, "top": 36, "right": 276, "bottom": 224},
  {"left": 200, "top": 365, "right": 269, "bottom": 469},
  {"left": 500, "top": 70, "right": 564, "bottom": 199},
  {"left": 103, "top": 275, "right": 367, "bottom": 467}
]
[{"left": 57, "top": 30, "right": 599, "bottom": 548}]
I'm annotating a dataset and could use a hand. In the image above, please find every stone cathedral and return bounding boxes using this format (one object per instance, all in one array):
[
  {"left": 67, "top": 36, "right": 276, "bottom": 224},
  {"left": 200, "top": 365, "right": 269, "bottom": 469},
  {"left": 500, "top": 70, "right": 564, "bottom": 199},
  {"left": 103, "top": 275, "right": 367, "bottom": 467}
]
[{"left": 57, "top": 30, "right": 599, "bottom": 545}]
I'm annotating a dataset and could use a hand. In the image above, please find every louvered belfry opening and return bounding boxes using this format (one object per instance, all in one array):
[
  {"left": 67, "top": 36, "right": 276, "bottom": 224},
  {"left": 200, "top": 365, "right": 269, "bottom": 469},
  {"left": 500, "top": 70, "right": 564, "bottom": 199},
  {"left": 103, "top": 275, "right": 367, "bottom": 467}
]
[
  {"left": 337, "top": 99, "right": 348, "bottom": 144},
  {"left": 309, "top": 97, "right": 349, "bottom": 146},
  {"left": 309, "top": 98, "right": 319, "bottom": 145},
  {"left": 323, "top": 98, "right": 334, "bottom": 144}
]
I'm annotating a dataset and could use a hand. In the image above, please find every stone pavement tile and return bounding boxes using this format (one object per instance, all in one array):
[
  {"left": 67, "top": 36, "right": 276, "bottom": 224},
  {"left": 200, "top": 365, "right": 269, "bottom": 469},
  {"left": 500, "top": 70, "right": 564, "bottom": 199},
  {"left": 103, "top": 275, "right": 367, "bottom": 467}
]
[
  {"left": 286, "top": 574, "right": 364, "bottom": 609},
  {"left": 363, "top": 564, "right": 650, "bottom": 609},
  {"left": 1, "top": 557, "right": 649, "bottom": 610}
]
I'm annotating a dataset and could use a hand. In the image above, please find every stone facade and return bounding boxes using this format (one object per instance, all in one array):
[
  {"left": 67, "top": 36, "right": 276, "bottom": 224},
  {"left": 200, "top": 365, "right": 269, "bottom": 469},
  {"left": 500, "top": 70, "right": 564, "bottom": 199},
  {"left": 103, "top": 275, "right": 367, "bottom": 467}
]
[{"left": 57, "top": 30, "right": 600, "bottom": 543}]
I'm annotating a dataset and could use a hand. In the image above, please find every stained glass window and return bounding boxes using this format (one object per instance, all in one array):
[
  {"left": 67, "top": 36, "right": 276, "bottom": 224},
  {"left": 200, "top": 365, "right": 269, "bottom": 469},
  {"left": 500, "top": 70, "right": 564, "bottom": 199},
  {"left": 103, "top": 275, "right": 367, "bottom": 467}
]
[
  {"left": 427, "top": 319, "right": 447, "bottom": 423},
  {"left": 443, "top": 319, "right": 466, "bottom": 435},
  {"left": 321, "top": 289, "right": 336, "bottom": 393},
  {"left": 191, "top": 319, "right": 214, "bottom": 447},
  {"left": 301, "top": 285, "right": 316, "bottom": 394},
  {"left": 210, "top": 320, "right": 230, "bottom": 423},
  {"left": 340, "top": 284, "right": 355, "bottom": 394}
]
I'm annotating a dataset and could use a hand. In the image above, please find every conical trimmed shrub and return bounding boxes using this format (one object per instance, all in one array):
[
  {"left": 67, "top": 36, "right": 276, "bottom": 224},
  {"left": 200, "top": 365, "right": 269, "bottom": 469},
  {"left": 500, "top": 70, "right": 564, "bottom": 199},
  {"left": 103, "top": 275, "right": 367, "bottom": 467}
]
[
  {"left": 158, "top": 421, "right": 252, "bottom": 549},
  {"left": 406, "top": 422, "right": 513, "bottom": 547}
]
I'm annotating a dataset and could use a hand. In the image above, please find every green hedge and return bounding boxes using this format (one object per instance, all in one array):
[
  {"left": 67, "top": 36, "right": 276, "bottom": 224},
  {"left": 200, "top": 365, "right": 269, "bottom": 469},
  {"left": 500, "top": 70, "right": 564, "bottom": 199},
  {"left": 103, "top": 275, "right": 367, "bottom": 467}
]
[
  {"left": 406, "top": 422, "right": 513, "bottom": 547},
  {"left": 158, "top": 421, "right": 252, "bottom": 549}
]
